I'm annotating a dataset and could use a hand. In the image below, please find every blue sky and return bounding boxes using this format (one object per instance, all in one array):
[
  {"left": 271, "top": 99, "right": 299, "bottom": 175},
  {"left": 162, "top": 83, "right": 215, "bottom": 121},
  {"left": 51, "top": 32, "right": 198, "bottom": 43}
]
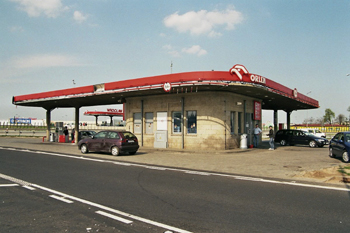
[{"left": 1, "top": 0, "right": 349, "bottom": 123}]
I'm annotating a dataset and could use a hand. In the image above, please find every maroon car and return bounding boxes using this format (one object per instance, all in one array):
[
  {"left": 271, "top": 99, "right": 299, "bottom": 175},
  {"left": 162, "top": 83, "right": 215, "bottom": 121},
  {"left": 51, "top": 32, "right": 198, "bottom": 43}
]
[{"left": 78, "top": 130, "right": 139, "bottom": 156}]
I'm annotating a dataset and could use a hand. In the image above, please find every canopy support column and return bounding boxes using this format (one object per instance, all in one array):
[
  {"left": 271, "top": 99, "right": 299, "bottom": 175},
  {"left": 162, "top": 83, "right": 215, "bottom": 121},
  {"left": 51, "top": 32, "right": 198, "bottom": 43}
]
[
  {"left": 286, "top": 111, "right": 292, "bottom": 129},
  {"left": 273, "top": 110, "right": 278, "bottom": 133},
  {"left": 141, "top": 100, "right": 144, "bottom": 147},
  {"left": 74, "top": 107, "right": 80, "bottom": 145},
  {"left": 45, "top": 108, "right": 52, "bottom": 142},
  {"left": 95, "top": 116, "right": 98, "bottom": 126},
  {"left": 181, "top": 97, "right": 184, "bottom": 149}
]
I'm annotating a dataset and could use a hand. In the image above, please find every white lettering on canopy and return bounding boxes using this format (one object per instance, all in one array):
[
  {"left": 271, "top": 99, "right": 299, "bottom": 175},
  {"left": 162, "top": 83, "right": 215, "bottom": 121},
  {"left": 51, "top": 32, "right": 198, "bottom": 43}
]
[
  {"left": 250, "top": 74, "right": 266, "bottom": 85},
  {"left": 107, "top": 109, "right": 123, "bottom": 113}
]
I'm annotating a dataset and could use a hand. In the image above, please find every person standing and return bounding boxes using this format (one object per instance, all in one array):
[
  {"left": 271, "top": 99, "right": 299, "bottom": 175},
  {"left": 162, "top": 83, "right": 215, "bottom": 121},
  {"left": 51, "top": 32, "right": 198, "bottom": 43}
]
[
  {"left": 267, "top": 125, "right": 275, "bottom": 150},
  {"left": 71, "top": 128, "right": 75, "bottom": 142},
  {"left": 253, "top": 124, "right": 262, "bottom": 148},
  {"left": 63, "top": 126, "right": 69, "bottom": 143}
]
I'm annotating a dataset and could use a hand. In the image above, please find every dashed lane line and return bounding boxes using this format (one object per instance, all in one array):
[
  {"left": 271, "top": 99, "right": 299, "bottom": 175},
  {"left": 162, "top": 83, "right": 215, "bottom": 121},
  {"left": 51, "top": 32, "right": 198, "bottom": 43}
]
[
  {"left": 0, "top": 184, "right": 19, "bottom": 187},
  {"left": 95, "top": 210, "right": 133, "bottom": 224},
  {"left": 0, "top": 172, "right": 193, "bottom": 233}
]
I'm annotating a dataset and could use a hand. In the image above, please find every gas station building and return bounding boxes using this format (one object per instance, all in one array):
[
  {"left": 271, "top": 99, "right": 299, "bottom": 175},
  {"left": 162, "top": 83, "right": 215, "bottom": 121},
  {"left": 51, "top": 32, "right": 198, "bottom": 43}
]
[{"left": 12, "top": 64, "right": 319, "bottom": 150}]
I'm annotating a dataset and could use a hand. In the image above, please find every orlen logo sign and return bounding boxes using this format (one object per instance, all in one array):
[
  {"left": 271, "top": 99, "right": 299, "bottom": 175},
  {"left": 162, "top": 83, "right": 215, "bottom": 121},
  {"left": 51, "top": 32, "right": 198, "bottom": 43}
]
[{"left": 229, "top": 64, "right": 266, "bottom": 85}]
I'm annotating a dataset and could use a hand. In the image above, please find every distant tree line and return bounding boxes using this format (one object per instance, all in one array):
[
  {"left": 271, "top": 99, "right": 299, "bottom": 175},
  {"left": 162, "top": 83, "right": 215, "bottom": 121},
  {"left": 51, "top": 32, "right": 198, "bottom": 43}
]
[{"left": 303, "top": 107, "right": 350, "bottom": 125}]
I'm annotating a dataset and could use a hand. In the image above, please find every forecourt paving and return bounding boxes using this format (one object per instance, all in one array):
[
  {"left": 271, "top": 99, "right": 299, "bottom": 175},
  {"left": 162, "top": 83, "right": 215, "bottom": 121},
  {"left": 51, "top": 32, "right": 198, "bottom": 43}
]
[{"left": 0, "top": 137, "right": 345, "bottom": 187}]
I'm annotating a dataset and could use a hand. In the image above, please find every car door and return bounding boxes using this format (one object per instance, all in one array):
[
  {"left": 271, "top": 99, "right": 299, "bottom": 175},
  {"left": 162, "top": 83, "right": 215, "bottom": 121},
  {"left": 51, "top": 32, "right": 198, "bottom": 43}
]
[
  {"left": 88, "top": 131, "right": 108, "bottom": 152},
  {"left": 101, "top": 131, "right": 120, "bottom": 152},
  {"left": 332, "top": 133, "right": 345, "bottom": 157},
  {"left": 291, "top": 130, "right": 306, "bottom": 145}
]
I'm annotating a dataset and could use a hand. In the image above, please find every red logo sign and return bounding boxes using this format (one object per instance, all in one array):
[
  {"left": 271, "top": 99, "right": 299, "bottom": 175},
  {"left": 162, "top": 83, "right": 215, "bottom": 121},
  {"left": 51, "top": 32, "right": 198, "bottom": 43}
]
[
  {"left": 229, "top": 64, "right": 249, "bottom": 80},
  {"left": 254, "top": 101, "right": 261, "bottom": 120},
  {"left": 163, "top": 82, "right": 172, "bottom": 92}
]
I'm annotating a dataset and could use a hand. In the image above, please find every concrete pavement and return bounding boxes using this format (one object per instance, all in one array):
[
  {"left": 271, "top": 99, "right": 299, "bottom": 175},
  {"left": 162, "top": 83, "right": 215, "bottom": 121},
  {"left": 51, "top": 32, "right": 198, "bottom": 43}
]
[{"left": 0, "top": 137, "right": 347, "bottom": 187}]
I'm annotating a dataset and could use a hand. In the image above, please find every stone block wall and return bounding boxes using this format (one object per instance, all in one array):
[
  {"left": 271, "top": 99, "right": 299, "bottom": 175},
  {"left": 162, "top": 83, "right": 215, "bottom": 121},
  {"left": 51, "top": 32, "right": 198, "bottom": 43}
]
[{"left": 125, "top": 91, "right": 260, "bottom": 150}]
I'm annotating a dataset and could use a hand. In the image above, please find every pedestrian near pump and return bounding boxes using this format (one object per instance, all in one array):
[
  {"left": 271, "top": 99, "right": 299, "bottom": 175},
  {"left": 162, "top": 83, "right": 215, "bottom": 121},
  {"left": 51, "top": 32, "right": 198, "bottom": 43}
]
[
  {"left": 253, "top": 124, "right": 262, "bottom": 148},
  {"left": 267, "top": 125, "right": 275, "bottom": 150}
]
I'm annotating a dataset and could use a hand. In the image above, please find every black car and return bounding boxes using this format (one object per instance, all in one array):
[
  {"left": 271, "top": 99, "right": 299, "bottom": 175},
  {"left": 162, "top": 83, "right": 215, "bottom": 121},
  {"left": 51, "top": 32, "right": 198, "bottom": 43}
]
[
  {"left": 274, "top": 129, "right": 328, "bottom": 147},
  {"left": 329, "top": 131, "right": 350, "bottom": 163},
  {"left": 78, "top": 130, "right": 139, "bottom": 156}
]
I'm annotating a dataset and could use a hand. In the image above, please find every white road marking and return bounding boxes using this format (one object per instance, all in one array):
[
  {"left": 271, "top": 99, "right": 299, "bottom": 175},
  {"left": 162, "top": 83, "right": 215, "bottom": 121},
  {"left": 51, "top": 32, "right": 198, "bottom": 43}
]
[
  {"left": 49, "top": 195, "right": 74, "bottom": 203},
  {"left": 1, "top": 147, "right": 349, "bottom": 193},
  {"left": 0, "top": 173, "right": 193, "bottom": 233},
  {"left": 95, "top": 210, "right": 133, "bottom": 224},
  {"left": 0, "top": 184, "right": 19, "bottom": 187},
  {"left": 23, "top": 185, "right": 36, "bottom": 190}
]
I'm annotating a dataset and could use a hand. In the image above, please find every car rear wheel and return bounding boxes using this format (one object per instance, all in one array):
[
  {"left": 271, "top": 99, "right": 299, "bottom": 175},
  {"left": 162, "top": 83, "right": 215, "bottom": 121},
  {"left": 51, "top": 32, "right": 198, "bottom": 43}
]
[
  {"left": 309, "top": 140, "right": 317, "bottom": 148},
  {"left": 111, "top": 146, "right": 120, "bottom": 156},
  {"left": 342, "top": 151, "right": 350, "bottom": 163},
  {"left": 280, "top": 139, "right": 287, "bottom": 146},
  {"left": 80, "top": 144, "right": 88, "bottom": 154},
  {"left": 329, "top": 147, "right": 335, "bottom": 158}
]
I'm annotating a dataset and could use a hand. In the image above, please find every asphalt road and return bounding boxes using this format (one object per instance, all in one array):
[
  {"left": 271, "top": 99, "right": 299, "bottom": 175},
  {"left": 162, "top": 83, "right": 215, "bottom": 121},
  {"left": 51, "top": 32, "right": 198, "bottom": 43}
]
[{"left": 1, "top": 148, "right": 350, "bottom": 232}]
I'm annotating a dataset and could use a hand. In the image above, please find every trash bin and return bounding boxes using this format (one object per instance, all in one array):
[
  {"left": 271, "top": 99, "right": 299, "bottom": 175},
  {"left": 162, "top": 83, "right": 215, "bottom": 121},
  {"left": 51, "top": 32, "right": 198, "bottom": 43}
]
[
  {"left": 58, "top": 135, "right": 66, "bottom": 143},
  {"left": 240, "top": 134, "right": 248, "bottom": 149},
  {"left": 50, "top": 133, "right": 55, "bottom": 142}
]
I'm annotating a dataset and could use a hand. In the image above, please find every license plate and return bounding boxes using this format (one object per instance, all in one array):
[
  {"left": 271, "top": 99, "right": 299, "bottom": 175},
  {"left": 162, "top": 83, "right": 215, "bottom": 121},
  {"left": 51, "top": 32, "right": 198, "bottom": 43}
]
[{"left": 128, "top": 140, "right": 134, "bottom": 143}]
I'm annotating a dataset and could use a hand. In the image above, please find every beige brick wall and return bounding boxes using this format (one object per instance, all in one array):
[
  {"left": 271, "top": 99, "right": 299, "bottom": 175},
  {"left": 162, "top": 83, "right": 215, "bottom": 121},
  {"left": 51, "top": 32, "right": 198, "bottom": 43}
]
[{"left": 125, "top": 91, "right": 260, "bottom": 150}]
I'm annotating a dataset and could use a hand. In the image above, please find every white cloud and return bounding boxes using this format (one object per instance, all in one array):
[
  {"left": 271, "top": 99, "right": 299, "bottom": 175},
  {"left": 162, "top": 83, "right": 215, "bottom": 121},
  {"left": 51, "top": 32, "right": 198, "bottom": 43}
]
[
  {"left": 73, "top": 10, "right": 88, "bottom": 23},
  {"left": 10, "top": 54, "right": 83, "bottom": 69},
  {"left": 10, "top": 0, "right": 69, "bottom": 18},
  {"left": 182, "top": 45, "right": 207, "bottom": 56},
  {"left": 163, "top": 44, "right": 207, "bottom": 57},
  {"left": 163, "top": 6, "right": 243, "bottom": 37},
  {"left": 10, "top": 26, "right": 24, "bottom": 32}
]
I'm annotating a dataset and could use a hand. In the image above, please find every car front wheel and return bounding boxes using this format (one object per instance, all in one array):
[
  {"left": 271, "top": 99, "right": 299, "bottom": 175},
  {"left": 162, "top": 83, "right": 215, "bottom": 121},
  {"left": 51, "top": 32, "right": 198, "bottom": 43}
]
[
  {"left": 342, "top": 151, "right": 350, "bottom": 163},
  {"left": 280, "top": 140, "right": 287, "bottom": 146},
  {"left": 111, "top": 146, "right": 120, "bottom": 156},
  {"left": 80, "top": 144, "right": 88, "bottom": 154},
  {"left": 309, "top": 140, "right": 317, "bottom": 148}
]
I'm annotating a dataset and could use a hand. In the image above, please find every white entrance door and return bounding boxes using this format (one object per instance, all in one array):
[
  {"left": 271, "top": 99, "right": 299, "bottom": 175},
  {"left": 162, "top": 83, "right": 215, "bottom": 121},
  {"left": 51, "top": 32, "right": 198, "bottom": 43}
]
[{"left": 157, "top": 112, "right": 167, "bottom": 131}]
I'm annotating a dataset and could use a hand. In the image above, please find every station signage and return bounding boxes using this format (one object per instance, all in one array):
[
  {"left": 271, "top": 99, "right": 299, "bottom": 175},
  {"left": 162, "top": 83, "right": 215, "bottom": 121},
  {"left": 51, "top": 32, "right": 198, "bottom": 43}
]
[
  {"left": 254, "top": 101, "right": 261, "bottom": 120},
  {"left": 107, "top": 109, "right": 123, "bottom": 113},
  {"left": 229, "top": 64, "right": 266, "bottom": 85},
  {"left": 163, "top": 82, "right": 172, "bottom": 92},
  {"left": 10, "top": 118, "right": 31, "bottom": 124}
]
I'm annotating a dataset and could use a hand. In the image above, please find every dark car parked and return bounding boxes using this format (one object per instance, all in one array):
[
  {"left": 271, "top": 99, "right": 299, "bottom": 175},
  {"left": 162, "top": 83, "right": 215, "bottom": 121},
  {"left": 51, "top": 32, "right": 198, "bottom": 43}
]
[
  {"left": 274, "top": 129, "right": 328, "bottom": 148},
  {"left": 329, "top": 131, "right": 350, "bottom": 163},
  {"left": 78, "top": 130, "right": 139, "bottom": 156}
]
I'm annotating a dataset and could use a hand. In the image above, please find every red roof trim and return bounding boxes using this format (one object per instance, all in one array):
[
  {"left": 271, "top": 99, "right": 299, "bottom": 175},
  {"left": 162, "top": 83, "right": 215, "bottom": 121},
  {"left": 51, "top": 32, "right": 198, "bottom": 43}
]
[{"left": 12, "top": 70, "right": 319, "bottom": 108}]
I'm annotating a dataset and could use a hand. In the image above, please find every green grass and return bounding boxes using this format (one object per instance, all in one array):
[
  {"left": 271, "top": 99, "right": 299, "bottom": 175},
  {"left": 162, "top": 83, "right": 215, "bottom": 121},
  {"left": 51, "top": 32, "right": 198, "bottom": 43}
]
[{"left": 338, "top": 166, "right": 350, "bottom": 176}]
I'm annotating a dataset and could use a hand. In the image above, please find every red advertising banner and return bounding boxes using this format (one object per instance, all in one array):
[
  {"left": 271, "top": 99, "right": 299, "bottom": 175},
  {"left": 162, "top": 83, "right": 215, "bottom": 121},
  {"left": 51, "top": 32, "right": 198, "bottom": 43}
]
[{"left": 254, "top": 101, "right": 261, "bottom": 120}]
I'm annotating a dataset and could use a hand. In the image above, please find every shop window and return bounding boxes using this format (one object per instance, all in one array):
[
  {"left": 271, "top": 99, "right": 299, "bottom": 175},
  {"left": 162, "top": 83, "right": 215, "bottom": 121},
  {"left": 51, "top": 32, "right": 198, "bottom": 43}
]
[
  {"left": 172, "top": 112, "right": 181, "bottom": 133},
  {"left": 187, "top": 111, "right": 197, "bottom": 134},
  {"left": 230, "top": 111, "right": 236, "bottom": 134},
  {"left": 238, "top": 112, "right": 242, "bottom": 134},
  {"left": 145, "top": 112, "right": 153, "bottom": 134},
  {"left": 133, "top": 112, "right": 141, "bottom": 134}
]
